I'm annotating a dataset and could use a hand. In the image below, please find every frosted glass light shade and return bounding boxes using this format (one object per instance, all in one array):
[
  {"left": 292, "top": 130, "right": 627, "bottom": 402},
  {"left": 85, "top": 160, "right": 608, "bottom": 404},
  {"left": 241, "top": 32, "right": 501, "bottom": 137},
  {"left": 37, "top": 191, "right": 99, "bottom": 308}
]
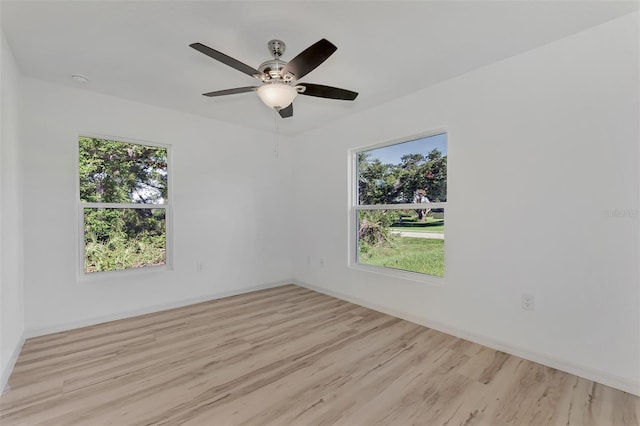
[{"left": 257, "top": 84, "right": 298, "bottom": 109}]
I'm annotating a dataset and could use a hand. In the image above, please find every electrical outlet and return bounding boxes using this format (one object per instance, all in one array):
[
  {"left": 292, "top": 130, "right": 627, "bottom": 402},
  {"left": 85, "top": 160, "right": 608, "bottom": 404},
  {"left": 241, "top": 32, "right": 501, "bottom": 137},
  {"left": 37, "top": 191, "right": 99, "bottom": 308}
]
[
  {"left": 197, "top": 262, "right": 204, "bottom": 273},
  {"left": 320, "top": 258, "right": 324, "bottom": 267},
  {"left": 521, "top": 294, "right": 535, "bottom": 311}
]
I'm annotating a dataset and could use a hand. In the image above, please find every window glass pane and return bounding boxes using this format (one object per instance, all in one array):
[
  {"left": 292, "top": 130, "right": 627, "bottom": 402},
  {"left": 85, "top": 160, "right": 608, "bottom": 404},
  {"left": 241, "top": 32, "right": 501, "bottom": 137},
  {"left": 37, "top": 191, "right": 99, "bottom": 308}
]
[
  {"left": 83, "top": 208, "right": 166, "bottom": 273},
  {"left": 357, "top": 133, "right": 447, "bottom": 205},
  {"left": 79, "top": 136, "right": 168, "bottom": 204},
  {"left": 357, "top": 209, "right": 444, "bottom": 277}
]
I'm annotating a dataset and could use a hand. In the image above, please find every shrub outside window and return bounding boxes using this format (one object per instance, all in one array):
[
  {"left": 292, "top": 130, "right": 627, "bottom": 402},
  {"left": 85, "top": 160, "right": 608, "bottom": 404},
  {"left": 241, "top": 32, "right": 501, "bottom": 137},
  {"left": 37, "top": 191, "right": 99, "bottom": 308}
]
[
  {"left": 78, "top": 136, "right": 170, "bottom": 274},
  {"left": 353, "top": 132, "right": 447, "bottom": 277}
]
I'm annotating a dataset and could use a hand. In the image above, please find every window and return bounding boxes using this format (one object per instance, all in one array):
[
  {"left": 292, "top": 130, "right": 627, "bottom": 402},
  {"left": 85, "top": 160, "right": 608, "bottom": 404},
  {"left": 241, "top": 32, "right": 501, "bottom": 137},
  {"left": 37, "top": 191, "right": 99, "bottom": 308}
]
[
  {"left": 78, "top": 136, "right": 170, "bottom": 274},
  {"left": 353, "top": 132, "right": 447, "bottom": 277}
]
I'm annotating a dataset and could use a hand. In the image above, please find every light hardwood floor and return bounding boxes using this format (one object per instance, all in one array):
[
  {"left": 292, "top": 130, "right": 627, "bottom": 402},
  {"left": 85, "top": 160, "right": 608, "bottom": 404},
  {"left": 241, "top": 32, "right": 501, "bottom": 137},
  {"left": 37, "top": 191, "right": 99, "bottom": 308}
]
[{"left": 1, "top": 284, "right": 638, "bottom": 425}]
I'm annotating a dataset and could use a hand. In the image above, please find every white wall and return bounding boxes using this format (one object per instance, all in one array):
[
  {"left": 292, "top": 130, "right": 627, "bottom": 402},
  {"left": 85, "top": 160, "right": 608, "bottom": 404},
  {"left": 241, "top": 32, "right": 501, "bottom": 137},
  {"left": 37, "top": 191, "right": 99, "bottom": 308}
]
[
  {"left": 292, "top": 12, "right": 640, "bottom": 394},
  {"left": 19, "top": 78, "right": 294, "bottom": 334},
  {"left": 0, "top": 31, "right": 25, "bottom": 388}
]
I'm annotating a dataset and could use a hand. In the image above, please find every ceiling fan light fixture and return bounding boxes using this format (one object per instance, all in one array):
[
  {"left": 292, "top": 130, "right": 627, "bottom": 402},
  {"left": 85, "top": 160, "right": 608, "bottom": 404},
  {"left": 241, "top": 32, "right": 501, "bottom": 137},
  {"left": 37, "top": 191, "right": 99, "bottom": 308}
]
[
  {"left": 190, "top": 38, "right": 357, "bottom": 118},
  {"left": 257, "top": 83, "right": 298, "bottom": 109}
]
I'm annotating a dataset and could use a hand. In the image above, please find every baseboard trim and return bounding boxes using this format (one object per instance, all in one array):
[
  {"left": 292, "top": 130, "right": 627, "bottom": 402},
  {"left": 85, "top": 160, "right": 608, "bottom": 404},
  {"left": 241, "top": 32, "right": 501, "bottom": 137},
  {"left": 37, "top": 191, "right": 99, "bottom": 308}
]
[
  {"left": 1, "top": 330, "right": 26, "bottom": 394},
  {"left": 293, "top": 280, "right": 640, "bottom": 397},
  {"left": 25, "top": 279, "right": 292, "bottom": 339}
]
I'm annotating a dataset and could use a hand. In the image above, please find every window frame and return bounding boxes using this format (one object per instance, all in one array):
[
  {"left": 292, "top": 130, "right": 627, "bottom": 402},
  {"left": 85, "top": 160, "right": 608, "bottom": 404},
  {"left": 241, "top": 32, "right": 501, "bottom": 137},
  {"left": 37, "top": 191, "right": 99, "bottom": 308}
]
[
  {"left": 348, "top": 129, "right": 447, "bottom": 283},
  {"left": 76, "top": 133, "right": 173, "bottom": 280}
]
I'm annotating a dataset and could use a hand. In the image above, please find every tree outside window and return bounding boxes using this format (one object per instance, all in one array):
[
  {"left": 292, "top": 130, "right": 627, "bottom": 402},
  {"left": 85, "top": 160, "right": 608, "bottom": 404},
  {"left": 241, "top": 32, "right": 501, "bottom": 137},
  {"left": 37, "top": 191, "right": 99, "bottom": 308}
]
[
  {"left": 78, "top": 136, "right": 169, "bottom": 274},
  {"left": 355, "top": 132, "right": 447, "bottom": 277}
]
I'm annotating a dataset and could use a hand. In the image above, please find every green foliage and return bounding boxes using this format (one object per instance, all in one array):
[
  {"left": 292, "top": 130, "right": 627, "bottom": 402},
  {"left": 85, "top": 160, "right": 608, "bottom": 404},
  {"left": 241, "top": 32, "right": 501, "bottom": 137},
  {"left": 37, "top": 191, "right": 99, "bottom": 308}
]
[
  {"left": 396, "top": 149, "right": 447, "bottom": 203},
  {"left": 358, "top": 148, "right": 447, "bottom": 205},
  {"left": 358, "top": 210, "right": 399, "bottom": 249},
  {"left": 83, "top": 208, "right": 166, "bottom": 273},
  {"left": 79, "top": 136, "right": 168, "bottom": 273},
  {"left": 84, "top": 208, "right": 165, "bottom": 243},
  {"left": 357, "top": 153, "right": 399, "bottom": 205},
  {"left": 79, "top": 136, "right": 167, "bottom": 203},
  {"left": 359, "top": 237, "right": 444, "bottom": 277},
  {"left": 84, "top": 231, "right": 166, "bottom": 273}
]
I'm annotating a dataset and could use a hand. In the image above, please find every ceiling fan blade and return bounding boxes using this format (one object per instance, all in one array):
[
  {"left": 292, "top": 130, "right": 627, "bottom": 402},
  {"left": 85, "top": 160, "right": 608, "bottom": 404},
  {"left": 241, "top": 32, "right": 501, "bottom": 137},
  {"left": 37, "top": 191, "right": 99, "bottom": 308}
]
[
  {"left": 297, "top": 83, "right": 358, "bottom": 101},
  {"left": 280, "top": 39, "right": 337, "bottom": 80},
  {"left": 202, "top": 86, "right": 258, "bottom": 97},
  {"left": 190, "top": 42, "right": 264, "bottom": 79},
  {"left": 278, "top": 103, "right": 293, "bottom": 118}
]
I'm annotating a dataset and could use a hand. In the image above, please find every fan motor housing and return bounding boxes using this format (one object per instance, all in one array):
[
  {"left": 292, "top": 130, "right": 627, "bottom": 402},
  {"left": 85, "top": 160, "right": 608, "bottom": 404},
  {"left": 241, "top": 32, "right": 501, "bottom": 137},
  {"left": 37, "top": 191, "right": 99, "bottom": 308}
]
[{"left": 259, "top": 59, "right": 288, "bottom": 80}]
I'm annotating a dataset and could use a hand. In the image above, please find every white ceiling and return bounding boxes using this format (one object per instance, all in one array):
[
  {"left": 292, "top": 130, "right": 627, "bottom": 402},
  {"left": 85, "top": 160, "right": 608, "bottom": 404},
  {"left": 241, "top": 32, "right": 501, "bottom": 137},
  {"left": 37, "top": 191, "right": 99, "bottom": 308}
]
[{"left": 2, "top": 1, "right": 638, "bottom": 135}]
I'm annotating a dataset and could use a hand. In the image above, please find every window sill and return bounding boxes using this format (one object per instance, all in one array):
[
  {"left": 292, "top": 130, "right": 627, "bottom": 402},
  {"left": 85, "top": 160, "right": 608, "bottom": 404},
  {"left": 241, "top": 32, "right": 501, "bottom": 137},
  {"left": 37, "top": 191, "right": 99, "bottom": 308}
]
[{"left": 78, "top": 263, "right": 173, "bottom": 282}]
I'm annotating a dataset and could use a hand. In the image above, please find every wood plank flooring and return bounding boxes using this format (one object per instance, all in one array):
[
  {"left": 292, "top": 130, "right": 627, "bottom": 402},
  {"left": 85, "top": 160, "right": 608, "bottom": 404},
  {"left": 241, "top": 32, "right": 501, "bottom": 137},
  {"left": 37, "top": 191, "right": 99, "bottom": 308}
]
[{"left": 1, "top": 284, "right": 638, "bottom": 425}]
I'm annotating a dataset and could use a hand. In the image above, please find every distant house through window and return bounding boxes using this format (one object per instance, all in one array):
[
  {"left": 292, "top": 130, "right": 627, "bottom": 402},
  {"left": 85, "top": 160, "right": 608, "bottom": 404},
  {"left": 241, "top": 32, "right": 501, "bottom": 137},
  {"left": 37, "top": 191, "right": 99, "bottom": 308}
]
[
  {"left": 353, "top": 132, "right": 447, "bottom": 277},
  {"left": 78, "top": 136, "right": 170, "bottom": 274}
]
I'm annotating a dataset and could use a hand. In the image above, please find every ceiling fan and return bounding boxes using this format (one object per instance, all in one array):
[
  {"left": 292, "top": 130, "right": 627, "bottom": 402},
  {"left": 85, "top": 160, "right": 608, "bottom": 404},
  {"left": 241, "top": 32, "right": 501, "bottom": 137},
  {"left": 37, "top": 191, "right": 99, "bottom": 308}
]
[{"left": 189, "top": 38, "right": 358, "bottom": 118}]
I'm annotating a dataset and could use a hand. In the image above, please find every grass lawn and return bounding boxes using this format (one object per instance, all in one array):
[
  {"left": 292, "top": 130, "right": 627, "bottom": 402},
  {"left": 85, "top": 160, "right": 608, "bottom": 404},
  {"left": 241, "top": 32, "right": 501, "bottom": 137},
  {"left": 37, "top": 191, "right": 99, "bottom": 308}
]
[
  {"left": 390, "top": 224, "right": 444, "bottom": 233},
  {"left": 358, "top": 236, "right": 444, "bottom": 277},
  {"left": 390, "top": 217, "right": 444, "bottom": 234}
]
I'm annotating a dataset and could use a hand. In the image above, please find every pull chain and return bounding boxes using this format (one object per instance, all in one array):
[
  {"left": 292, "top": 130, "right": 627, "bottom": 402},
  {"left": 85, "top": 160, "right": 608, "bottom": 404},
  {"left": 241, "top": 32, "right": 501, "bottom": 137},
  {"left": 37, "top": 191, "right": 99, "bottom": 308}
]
[{"left": 274, "top": 108, "right": 280, "bottom": 159}]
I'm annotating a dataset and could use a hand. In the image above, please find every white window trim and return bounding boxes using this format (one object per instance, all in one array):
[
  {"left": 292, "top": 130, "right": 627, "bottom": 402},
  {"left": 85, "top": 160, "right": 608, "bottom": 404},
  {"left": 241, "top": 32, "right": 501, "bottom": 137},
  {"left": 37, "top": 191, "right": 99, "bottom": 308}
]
[
  {"left": 348, "top": 129, "right": 447, "bottom": 284},
  {"left": 76, "top": 133, "right": 173, "bottom": 281}
]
